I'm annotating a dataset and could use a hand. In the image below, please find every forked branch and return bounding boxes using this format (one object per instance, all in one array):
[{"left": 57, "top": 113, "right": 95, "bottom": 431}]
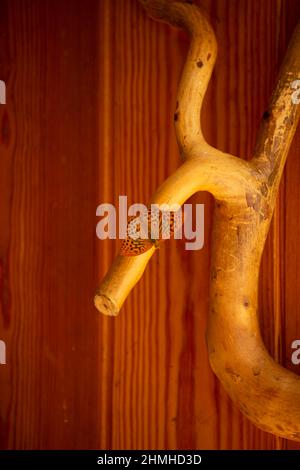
[{"left": 95, "top": 0, "right": 300, "bottom": 441}]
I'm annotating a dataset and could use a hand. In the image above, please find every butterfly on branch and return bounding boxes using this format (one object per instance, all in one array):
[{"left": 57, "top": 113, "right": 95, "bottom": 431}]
[{"left": 120, "top": 206, "right": 183, "bottom": 256}]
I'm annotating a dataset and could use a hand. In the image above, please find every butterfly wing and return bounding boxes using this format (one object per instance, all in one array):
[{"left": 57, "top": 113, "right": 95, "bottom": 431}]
[
  {"left": 120, "top": 207, "right": 184, "bottom": 256},
  {"left": 120, "top": 237, "right": 153, "bottom": 256}
]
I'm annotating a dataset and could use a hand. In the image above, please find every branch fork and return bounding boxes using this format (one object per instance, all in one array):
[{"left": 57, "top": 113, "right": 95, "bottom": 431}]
[{"left": 95, "top": 0, "right": 300, "bottom": 441}]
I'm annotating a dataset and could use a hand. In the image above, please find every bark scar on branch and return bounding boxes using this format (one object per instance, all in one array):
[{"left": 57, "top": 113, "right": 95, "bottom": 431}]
[{"left": 95, "top": 0, "right": 300, "bottom": 441}]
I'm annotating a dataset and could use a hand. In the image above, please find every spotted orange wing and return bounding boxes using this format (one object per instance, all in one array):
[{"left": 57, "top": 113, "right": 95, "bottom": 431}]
[{"left": 120, "top": 211, "right": 154, "bottom": 256}]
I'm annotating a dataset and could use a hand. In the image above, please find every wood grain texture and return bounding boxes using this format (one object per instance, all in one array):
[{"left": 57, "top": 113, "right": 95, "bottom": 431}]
[{"left": 0, "top": 0, "right": 300, "bottom": 449}]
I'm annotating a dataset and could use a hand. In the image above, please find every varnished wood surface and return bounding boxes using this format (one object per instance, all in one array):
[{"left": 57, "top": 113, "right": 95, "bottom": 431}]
[{"left": 0, "top": 0, "right": 300, "bottom": 449}]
